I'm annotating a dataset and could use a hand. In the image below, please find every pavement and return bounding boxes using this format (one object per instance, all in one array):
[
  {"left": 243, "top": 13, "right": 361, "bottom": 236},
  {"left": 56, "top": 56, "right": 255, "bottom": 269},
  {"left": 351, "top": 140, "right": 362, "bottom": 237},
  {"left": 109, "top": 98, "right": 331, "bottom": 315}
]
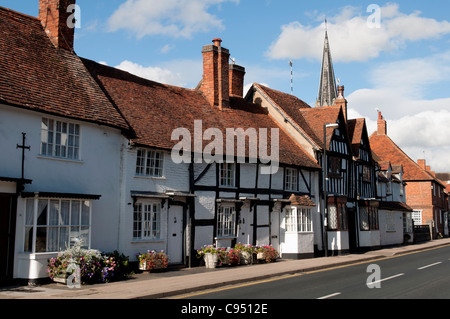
[{"left": 2, "top": 238, "right": 450, "bottom": 300}]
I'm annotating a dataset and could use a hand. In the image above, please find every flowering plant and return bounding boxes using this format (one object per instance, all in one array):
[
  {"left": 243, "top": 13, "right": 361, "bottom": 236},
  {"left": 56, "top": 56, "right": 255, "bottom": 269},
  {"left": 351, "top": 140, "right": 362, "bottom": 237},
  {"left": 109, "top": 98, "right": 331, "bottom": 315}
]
[
  {"left": 235, "top": 243, "right": 255, "bottom": 255},
  {"left": 47, "top": 241, "right": 123, "bottom": 284},
  {"left": 137, "top": 250, "right": 169, "bottom": 270},
  {"left": 196, "top": 244, "right": 219, "bottom": 257},
  {"left": 255, "top": 245, "right": 279, "bottom": 263},
  {"left": 227, "top": 249, "right": 240, "bottom": 265}
]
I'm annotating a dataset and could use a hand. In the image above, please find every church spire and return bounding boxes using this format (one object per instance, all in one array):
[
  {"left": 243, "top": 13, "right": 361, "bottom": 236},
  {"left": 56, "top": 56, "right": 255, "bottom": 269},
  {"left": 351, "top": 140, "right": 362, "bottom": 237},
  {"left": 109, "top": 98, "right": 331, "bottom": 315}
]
[{"left": 316, "top": 23, "right": 338, "bottom": 108}]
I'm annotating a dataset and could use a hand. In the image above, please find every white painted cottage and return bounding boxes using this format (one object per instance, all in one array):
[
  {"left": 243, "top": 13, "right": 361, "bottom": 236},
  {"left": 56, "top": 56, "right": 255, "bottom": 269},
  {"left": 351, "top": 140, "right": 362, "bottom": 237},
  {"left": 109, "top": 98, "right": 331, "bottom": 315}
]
[{"left": 0, "top": 2, "right": 131, "bottom": 284}]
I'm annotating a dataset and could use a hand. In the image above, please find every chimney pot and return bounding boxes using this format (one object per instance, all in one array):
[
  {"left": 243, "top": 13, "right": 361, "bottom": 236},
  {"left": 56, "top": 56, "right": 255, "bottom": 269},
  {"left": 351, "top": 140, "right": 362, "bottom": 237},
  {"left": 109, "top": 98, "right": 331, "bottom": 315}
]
[{"left": 213, "top": 38, "right": 222, "bottom": 47}]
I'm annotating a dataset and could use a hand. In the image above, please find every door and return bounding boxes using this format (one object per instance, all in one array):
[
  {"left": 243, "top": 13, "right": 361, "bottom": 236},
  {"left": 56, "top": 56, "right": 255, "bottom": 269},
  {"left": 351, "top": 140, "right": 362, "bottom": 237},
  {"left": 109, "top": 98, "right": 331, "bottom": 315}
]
[
  {"left": 270, "top": 210, "right": 280, "bottom": 254},
  {"left": 0, "top": 194, "right": 17, "bottom": 285},
  {"left": 347, "top": 207, "right": 358, "bottom": 252},
  {"left": 168, "top": 206, "right": 184, "bottom": 264}
]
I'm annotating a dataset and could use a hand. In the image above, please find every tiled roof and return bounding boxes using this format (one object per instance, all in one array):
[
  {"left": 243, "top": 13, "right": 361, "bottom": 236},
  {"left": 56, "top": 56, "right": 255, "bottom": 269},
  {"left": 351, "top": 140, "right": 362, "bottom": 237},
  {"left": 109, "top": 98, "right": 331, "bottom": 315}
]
[
  {"left": 347, "top": 118, "right": 365, "bottom": 157},
  {"left": 298, "top": 106, "right": 342, "bottom": 149},
  {"left": 253, "top": 84, "right": 342, "bottom": 150},
  {"left": 289, "top": 194, "right": 316, "bottom": 207},
  {"left": 82, "top": 59, "right": 320, "bottom": 169},
  {"left": 378, "top": 201, "right": 413, "bottom": 212},
  {"left": 0, "top": 7, "right": 129, "bottom": 130},
  {"left": 369, "top": 132, "right": 436, "bottom": 182}
]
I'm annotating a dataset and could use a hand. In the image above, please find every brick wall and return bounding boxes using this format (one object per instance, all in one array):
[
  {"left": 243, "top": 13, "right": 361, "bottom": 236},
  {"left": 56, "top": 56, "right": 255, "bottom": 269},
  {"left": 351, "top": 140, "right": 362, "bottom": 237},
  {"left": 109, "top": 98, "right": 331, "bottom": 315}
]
[{"left": 39, "top": 0, "right": 76, "bottom": 50}]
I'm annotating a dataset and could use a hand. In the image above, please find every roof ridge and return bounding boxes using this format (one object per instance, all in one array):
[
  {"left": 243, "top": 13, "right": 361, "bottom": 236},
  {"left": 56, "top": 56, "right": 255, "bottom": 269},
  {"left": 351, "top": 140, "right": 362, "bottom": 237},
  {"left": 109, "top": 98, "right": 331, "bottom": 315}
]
[{"left": 0, "top": 6, "right": 39, "bottom": 22}]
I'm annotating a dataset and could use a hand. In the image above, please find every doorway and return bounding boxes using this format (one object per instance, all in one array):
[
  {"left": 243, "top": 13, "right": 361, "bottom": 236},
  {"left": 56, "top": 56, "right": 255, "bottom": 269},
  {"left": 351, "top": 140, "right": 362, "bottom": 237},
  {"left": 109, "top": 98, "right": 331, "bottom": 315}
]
[
  {"left": 347, "top": 207, "right": 358, "bottom": 252},
  {"left": 168, "top": 206, "right": 184, "bottom": 265},
  {"left": 0, "top": 194, "right": 17, "bottom": 285}
]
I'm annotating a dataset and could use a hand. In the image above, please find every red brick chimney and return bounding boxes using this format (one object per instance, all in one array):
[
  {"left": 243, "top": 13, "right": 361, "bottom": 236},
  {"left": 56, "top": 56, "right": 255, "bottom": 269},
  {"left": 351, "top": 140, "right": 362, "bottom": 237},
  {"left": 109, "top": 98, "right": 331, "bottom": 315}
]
[
  {"left": 335, "top": 85, "right": 347, "bottom": 121},
  {"left": 229, "top": 63, "right": 246, "bottom": 97},
  {"left": 417, "top": 159, "right": 426, "bottom": 170},
  {"left": 39, "top": 0, "right": 76, "bottom": 51},
  {"left": 200, "top": 38, "right": 230, "bottom": 110},
  {"left": 377, "top": 111, "right": 387, "bottom": 135}
]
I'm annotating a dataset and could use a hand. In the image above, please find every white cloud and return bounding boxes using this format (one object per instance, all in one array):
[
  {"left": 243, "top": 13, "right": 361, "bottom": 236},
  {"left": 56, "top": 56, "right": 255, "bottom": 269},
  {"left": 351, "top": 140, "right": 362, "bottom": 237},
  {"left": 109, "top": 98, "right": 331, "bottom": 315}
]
[
  {"left": 107, "top": 0, "right": 239, "bottom": 39},
  {"left": 267, "top": 3, "right": 450, "bottom": 62},
  {"left": 115, "top": 59, "right": 203, "bottom": 88},
  {"left": 347, "top": 52, "right": 450, "bottom": 173}
]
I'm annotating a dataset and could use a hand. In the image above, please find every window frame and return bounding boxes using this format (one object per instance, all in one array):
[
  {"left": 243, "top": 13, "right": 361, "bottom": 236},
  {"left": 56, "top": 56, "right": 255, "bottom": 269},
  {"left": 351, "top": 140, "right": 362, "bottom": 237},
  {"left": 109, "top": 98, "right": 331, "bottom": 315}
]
[
  {"left": 217, "top": 205, "right": 236, "bottom": 238},
  {"left": 219, "top": 163, "right": 235, "bottom": 188},
  {"left": 24, "top": 197, "right": 92, "bottom": 253},
  {"left": 285, "top": 206, "right": 313, "bottom": 233},
  {"left": 284, "top": 168, "right": 299, "bottom": 192},
  {"left": 135, "top": 149, "right": 164, "bottom": 178},
  {"left": 359, "top": 205, "right": 379, "bottom": 231},
  {"left": 133, "top": 201, "right": 162, "bottom": 241},
  {"left": 40, "top": 117, "right": 81, "bottom": 160},
  {"left": 327, "top": 202, "right": 348, "bottom": 231}
]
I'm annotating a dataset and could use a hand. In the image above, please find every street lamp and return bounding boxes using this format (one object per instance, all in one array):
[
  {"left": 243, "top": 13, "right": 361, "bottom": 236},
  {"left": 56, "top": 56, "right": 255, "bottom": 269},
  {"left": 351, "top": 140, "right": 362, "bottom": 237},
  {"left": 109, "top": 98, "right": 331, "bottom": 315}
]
[{"left": 323, "top": 123, "right": 339, "bottom": 257}]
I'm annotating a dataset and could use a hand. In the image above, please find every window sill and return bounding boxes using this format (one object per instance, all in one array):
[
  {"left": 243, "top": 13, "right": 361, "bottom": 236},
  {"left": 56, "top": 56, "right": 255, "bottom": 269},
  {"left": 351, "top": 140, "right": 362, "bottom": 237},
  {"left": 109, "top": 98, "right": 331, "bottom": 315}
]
[
  {"left": 285, "top": 231, "right": 314, "bottom": 234},
  {"left": 215, "top": 236, "right": 237, "bottom": 240},
  {"left": 131, "top": 239, "right": 165, "bottom": 244},
  {"left": 37, "top": 155, "right": 83, "bottom": 164},
  {"left": 134, "top": 175, "right": 166, "bottom": 181}
]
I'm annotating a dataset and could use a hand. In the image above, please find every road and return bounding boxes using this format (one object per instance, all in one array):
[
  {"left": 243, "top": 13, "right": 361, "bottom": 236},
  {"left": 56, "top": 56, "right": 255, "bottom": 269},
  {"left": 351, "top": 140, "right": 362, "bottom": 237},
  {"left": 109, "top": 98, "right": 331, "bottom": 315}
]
[{"left": 177, "top": 245, "right": 450, "bottom": 299}]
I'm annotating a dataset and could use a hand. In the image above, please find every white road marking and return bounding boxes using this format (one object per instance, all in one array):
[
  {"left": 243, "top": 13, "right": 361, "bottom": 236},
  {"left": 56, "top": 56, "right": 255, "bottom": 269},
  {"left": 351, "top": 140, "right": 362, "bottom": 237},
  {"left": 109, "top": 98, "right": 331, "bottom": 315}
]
[
  {"left": 367, "top": 273, "right": 405, "bottom": 287},
  {"left": 317, "top": 292, "right": 341, "bottom": 299},
  {"left": 418, "top": 262, "right": 442, "bottom": 270}
]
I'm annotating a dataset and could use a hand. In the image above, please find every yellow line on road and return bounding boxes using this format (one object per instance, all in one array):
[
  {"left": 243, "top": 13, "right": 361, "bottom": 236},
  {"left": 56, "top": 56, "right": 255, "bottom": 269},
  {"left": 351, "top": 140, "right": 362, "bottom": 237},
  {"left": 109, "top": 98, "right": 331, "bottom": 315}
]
[
  {"left": 169, "top": 273, "right": 301, "bottom": 299},
  {"left": 169, "top": 243, "right": 450, "bottom": 299}
]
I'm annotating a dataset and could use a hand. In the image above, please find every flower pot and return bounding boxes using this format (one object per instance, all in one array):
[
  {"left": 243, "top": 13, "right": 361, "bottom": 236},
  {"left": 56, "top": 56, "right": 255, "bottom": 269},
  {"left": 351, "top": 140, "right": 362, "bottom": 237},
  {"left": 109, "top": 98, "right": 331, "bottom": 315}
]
[
  {"left": 204, "top": 253, "right": 218, "bottom": 269},
  {"left": 139, "top": 261, "right": 147, "bottom": 271}
]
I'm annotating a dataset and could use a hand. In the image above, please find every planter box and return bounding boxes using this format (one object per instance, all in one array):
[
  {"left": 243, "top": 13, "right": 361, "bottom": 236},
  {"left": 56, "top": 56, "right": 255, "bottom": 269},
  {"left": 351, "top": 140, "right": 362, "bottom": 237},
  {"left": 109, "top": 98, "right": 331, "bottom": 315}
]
[{"left": 52, "top": 274, "right": 68, "bottom": 285}]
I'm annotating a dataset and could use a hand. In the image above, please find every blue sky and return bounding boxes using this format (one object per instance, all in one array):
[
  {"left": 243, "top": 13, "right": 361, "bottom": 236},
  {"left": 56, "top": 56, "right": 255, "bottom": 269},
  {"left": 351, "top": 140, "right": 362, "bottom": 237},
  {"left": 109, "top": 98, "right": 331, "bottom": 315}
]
[{"left": 3, "top": 0, "right": 450, "bottom": 172}]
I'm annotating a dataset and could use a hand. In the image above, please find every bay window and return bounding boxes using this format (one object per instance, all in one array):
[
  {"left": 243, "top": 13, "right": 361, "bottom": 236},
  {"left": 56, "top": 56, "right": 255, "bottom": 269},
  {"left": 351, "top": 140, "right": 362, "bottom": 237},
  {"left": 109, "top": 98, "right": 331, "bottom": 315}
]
[
  {"left": 24, "top": 197, "right": 92, "bottom": 253},
  {"left": 285, "top": 207, "right": 312, "bottom": 232}
]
